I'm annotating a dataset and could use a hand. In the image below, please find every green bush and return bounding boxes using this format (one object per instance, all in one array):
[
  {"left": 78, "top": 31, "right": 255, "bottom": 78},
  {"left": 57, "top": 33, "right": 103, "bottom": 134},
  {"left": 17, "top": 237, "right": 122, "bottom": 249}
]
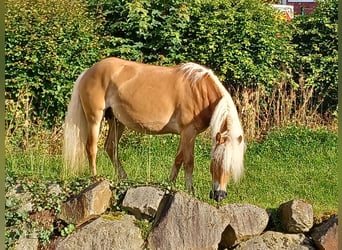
[
  {"left": 87, "top": 0, "right": 191, "bottom": 63},
  {"left": 181, "top": 0, "right": 295, "bottom": 87},
  {"left": 5, "top": 0, "right": 106, "bottom": 127},
  {"left": 292, "top": 0, "right": 338, "bottom": 111}
]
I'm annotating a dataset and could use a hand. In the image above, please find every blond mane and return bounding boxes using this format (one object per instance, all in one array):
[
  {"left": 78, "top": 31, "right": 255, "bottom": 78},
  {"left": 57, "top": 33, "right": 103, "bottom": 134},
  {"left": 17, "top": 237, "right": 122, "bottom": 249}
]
[
  {"left": 210, "top": 93, "right": 245, "bottom": 182},
  {"left": 178, "top": 62, "right": 228, "bottom": 93}
]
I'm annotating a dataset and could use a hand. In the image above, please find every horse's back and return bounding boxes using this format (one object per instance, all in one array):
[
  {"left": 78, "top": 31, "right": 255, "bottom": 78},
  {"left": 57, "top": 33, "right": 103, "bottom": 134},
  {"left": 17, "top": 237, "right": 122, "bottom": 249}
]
[{"left": 82, "top": 57, "right": 181, "bottom": 92}]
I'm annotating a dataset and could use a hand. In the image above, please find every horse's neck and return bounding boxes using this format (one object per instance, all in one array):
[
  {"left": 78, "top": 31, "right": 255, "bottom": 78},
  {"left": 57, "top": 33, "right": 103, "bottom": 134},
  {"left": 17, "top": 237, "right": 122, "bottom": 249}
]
[{"left": 187, "top": 77, "right": 224, "bottom": 131}]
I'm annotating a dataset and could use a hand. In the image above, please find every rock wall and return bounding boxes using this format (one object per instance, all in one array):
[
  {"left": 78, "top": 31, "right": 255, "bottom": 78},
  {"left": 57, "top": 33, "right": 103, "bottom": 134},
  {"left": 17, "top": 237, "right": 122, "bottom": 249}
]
[{"left": 13, "top": 181, "right": 338, "bottom": 250}]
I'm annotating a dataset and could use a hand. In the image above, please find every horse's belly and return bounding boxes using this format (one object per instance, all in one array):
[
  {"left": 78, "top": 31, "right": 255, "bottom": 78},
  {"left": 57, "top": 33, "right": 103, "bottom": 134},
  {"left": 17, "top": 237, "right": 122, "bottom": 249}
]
[
  {"left": 111, "top": 100, "right": 180, "bottom": 134},
  {"left": 106, "top": 74, "right": 182, "bottom": 134},
  {"left": 117, "top": 112, "right": 179, "bottom": 134}
]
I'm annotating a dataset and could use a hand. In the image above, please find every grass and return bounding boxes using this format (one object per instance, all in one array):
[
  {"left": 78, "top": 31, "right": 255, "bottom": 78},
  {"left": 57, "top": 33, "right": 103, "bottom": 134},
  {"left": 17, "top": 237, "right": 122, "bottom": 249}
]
[
  {"left": 232, "top": 127, "right": 337, "bottom": 215},
  {"left": 6, "top": 126, "right": 338, "bottom": 217}
]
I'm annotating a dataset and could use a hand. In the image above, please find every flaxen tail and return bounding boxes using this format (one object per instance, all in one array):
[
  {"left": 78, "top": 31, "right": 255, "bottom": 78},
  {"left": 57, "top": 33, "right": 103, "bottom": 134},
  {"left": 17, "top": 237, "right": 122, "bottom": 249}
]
[{"left": 62, "top": 70, "right": 88, "bottom": 177}]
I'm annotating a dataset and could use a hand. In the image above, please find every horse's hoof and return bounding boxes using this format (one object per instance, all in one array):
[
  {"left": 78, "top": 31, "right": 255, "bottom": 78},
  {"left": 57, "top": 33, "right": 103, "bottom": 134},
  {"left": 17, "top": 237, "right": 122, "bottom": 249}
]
[
  {"left": 210, "top": 190, "right": 227, "bottom": 202},
  {"left": 186, "top": 186, "right": 195, "bottom": 195},
  {"left": 118, "top": 171, "right": 128, "bottom": 180}
]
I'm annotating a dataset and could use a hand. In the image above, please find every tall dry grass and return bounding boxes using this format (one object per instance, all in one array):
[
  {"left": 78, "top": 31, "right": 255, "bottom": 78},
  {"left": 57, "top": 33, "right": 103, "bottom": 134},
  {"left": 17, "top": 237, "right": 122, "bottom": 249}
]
[
  {"left": 5, "top": 87, "right": 63, "bottom": 156},
  {"left": 232, "top": 78, "right": 336, "bottom": 142}
]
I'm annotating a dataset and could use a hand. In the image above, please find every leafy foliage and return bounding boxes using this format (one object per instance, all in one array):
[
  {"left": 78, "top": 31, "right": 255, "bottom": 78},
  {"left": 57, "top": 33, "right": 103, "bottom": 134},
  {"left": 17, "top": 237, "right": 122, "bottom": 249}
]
[
  {"left": 88, "top": 0, "right": 191, "bottom": 63},
  {"left": 5, "top": 196, "right": 29, "bottom": 249},
  {"left": 5, "top": 0, "right": 106, "bottom": 127},
  {"left": 181, "top": 0, "right": 294, "bottom": 87},
  {"left": 5, "top": 176, "right": 93, "bottom": 248},
  {"left": 59, "top": 224, "right": 76, "bottom": 237},
  {"left": 292, "top": 0, "right": 338, "bottom": 111}
]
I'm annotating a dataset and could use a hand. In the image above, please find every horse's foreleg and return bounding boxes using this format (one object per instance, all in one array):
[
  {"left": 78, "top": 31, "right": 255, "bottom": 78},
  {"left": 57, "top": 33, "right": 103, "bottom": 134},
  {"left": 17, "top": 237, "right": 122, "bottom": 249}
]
[
  {"left": 169, "top": 128, "right": 196, "bottom": 193},
  {"left": 169, "top": 146, "right": 183, "bottom": 182},
  {"left": 105, "top": 117, "right": 127, "bottom": 179},
  {"left": 183, "top": 138, "right": 195, "bottom": 193}
]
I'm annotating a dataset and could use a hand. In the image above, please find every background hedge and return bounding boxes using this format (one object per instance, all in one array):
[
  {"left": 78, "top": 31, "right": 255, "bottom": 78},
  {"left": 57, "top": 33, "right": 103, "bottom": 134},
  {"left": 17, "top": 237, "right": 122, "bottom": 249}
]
[
  {"left": 5, "top": 0, "right": 106, "bottom": 127},
  {"left": 292, "top": 0, "right": 338, "bottom": 111},
  {"left": 5, "top": 0, "right": 338, "bottom": 128}
]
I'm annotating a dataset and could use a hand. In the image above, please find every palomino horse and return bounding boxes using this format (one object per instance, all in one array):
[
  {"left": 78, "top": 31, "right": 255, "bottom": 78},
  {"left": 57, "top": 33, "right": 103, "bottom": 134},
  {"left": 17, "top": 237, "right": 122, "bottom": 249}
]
[{"left": 63, "top": 57, "right": 245, "bottom": 202}]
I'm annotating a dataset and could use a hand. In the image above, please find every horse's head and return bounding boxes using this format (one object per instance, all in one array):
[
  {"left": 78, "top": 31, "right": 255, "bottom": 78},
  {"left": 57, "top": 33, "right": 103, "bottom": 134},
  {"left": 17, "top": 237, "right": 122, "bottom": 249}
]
[{"left": 209, "top": 117, "right": 245, "bottom": 202}]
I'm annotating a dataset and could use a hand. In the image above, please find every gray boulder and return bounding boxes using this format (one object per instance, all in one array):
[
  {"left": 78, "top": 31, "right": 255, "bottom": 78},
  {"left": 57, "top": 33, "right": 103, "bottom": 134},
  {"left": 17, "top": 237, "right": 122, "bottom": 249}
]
[
  {"left": 219, "top": 203, "right": 269, "bottom": 248},
  {"left": 122, "top": 186, "right": 165, "bottom": 219},
  {"left": 55, "top": 215, "right": 144, "bottom": 250},
  {"left": 235, "top": 231, "right": 315, "bottom": 250},
  {"left": 311, "top": 214, "right": 338, "bottom": 250},
  {"left": 7, "top": 184, "right": 33, "bottom": 213},
  {"left": 148, "top": 191, "right": 228, "bottom": 250},
  {"left": 15, "top": 236, "right": 39, "bottom": 250},
  {"left": 279, "top": 199, "right": 313, "bottom": 233},
  {"left": 58, "top": 180, "right": 112, "bottom": 225}
]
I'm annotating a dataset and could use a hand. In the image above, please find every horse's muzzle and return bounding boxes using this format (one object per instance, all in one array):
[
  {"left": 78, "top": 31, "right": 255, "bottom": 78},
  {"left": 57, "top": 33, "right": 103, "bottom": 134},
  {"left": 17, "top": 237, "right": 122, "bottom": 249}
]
[{"left": 209, "top": 190, "right": 227, "bottom": 202}]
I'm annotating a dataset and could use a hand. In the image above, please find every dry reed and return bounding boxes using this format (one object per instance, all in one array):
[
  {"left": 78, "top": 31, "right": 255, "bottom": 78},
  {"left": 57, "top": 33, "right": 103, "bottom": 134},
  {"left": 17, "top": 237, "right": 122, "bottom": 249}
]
[
  {"left": 5, "top": 87, "right": 63, "bottom": 155},
  {"left": 231, "top": 78, "right": 332, "bottom": 142}
]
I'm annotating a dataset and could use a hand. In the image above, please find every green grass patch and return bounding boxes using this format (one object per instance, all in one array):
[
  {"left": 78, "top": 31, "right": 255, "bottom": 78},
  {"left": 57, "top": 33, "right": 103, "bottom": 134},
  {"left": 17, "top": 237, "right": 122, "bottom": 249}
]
[
  {"left": 6, "top": 126, "right": 338, "bottom": 216},
  {"left": 230, "top": 127, "right": 337, "bottom": 215}
]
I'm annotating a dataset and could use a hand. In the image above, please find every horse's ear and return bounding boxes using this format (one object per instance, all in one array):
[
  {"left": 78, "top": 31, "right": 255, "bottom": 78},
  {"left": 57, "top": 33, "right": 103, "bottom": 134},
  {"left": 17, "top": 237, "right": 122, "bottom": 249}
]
[{"left": 216, "top": 132, "right": 228, "bottom": 145}]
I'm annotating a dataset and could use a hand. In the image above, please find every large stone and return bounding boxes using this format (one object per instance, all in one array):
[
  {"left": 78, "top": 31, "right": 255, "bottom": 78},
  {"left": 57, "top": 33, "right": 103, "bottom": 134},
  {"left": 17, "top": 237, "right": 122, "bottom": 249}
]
[
  {"left": 48, "top": 183, "right": 63, "bottom": 196},
  {"left": 279, "top": 199, "right": 313, "bottom": 233},
  {"left": 311, "top": 215, "right": 338, "bottom": 250},
  {"left": 7, "top": 184, "right": 33, "bottom": 213},
  {"left": 148, "top": 191, "right": 229, "bottom": 250},
  {"left": 15, "top": 236, "right": 39, "bottom": 250},
  {"left": 235, "top": 231, "right": 315, "bottom": 250},
  {"left": 55, "top": 215, "right": 144, "bottom": 250},
  {"left": 58, "top": 180, "right": 112, "bottom": 225},
  {"left": 122, "top": 186, "right": 165, "bottom": 219},
  {"left": 218, "top": 203, "right": 269, "bottom": 248}
]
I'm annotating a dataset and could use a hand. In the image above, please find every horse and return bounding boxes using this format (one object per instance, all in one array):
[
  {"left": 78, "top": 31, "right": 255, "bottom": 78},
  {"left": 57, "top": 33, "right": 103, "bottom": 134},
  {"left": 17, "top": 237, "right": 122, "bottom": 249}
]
[{"left": 63, "top": 57, "right": 245, "bottom": 202}]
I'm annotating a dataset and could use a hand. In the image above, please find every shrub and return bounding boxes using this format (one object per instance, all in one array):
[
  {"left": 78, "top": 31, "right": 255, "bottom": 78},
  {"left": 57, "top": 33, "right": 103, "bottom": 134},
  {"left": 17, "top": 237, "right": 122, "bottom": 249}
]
[
  {"left": 291, "top": 0, "right": 338, "bottom": 112},
  {"left": 5, "top": 0, "right": 106, "bottom": 128},
  {"left": 181, "top": 0, "right": 295, "bottom": 88},
  {"left": 87, "top": 0, "right": 191, "bottom": 63}
]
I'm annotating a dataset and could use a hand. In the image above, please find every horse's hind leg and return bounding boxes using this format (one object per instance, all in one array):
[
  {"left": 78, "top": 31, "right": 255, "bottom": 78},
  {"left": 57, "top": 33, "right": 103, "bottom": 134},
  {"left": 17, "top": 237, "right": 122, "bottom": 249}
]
[
  {"left": 86, "top": 115, "right": 102, "bottom": 176},
  {"left": 105, "top": 116, "right": 127, "bottom": 179}
]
